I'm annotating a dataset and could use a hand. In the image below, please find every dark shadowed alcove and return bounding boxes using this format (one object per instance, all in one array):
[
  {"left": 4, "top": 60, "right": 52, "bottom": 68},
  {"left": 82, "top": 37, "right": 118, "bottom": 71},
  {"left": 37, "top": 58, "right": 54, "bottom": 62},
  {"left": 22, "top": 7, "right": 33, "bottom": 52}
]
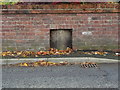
[{"left": 50, "top": 29, "right": 72, "bottom": 50}]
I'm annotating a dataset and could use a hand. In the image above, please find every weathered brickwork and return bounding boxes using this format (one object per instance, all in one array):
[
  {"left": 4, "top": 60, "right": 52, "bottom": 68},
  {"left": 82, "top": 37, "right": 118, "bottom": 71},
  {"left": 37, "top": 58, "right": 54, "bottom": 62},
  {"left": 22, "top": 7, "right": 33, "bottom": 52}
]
[{"left": 1, "top": 3, "right": 120, "bottom": 51}]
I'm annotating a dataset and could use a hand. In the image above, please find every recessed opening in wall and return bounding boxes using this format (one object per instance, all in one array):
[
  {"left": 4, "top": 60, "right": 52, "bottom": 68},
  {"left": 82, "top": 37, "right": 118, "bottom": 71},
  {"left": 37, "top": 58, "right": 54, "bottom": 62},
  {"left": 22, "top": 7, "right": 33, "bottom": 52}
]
[{"left": 50, "top": 29, "right": 72, "bottom": 50}]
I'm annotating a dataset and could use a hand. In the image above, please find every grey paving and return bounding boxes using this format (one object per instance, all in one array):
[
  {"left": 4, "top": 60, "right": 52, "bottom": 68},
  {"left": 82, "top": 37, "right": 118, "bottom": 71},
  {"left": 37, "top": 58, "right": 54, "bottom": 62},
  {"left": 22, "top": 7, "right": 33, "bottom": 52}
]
[{"left": 2, "top": 63, "right": 118, "bottom": 88}]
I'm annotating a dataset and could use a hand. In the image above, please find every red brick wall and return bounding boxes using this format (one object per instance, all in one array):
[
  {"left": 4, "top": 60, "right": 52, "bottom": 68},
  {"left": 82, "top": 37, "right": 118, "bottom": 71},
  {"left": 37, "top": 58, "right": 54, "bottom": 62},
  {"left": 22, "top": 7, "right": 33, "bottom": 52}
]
[{"left": 2, "top": 3, "right": 120, "bottom": 51}]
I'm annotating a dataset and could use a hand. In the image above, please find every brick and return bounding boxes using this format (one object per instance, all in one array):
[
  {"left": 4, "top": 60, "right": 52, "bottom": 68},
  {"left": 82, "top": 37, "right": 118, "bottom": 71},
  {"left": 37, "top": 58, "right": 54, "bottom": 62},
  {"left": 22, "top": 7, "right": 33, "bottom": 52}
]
[
  {"left": 15, "top": 40, "right": 25, "bottom": 43},
  {"left": 16, "top": 36, "right": 24, "bottom": 39},
  {"left": 2, "top": 32, "right": 16, "bottom": 36},
  {"left": 2, "top": 5, "right": 119, "bottom": 50}
]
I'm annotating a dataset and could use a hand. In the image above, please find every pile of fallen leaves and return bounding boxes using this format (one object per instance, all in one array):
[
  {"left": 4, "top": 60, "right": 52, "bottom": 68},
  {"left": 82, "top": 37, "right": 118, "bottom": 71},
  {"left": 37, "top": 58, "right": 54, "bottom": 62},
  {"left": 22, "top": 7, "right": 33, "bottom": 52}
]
[
  {"left": 36, "top": 47, "right": 73, "bottom": 56},
  {"left": 1, "top": 48, "right": 119, "bottom": 58},
  {"left": 2, "top": 51, "right": 36, "bottom": 58},
  {"left": 19, "top": 60, "right": 70, "bottom": 67},
  {"left": 2, "top": 47, "right": 73, "bottom": 58},
  {"left": 79, "top": 50, "right": 120, "bottom": 56},
  {"left": 79, "top": 51, "right": 109, "bottom": 56},
  {"left": 5, "top": 60, "right": 98, "bottom": 68}
]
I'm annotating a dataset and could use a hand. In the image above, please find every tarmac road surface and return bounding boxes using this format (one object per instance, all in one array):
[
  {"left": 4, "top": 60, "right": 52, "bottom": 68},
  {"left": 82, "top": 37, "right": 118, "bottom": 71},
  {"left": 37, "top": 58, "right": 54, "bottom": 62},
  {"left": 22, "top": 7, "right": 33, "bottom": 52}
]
[{"left": 2, "top": 63, "right": 118, "bottom": 88}]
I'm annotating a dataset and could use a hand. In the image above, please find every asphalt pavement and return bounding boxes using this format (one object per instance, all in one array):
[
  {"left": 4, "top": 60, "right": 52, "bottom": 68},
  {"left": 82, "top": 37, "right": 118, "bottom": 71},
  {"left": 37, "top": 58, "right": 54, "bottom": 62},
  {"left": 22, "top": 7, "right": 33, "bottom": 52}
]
[{"left": 2, "top": 63, "right": 118, "bottom": 88}]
